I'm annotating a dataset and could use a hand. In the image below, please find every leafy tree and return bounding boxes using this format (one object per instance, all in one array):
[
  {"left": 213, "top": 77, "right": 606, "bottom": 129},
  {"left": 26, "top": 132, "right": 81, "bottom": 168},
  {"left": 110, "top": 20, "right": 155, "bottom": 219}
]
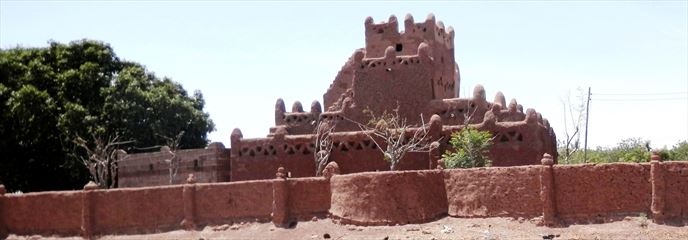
[
  {"left": 614, "top": 138, "right": 651, "bottom": 163},
  {"left": 0, "top": 40, "right": 214, "bottom": 192},
  {"left": 558, "top": 138, "right": 688, "bottom": 164},
  {"left": 668, "top": 141, "right": 688, "bottom": 160},
  {"left": 442, "top": 127, "right": 493, "bottom": 168}
]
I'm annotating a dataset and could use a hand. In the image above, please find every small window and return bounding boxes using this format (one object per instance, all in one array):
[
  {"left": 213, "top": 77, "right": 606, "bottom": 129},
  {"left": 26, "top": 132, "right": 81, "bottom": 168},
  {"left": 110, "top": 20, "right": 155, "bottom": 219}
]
[
  {"left": 148, "top": 164, "right": 154, "bottom": 172},
  {"left": 193, "top": 160, "right": 200, "bottom": 171},
  {"left": 395, "top": 43, "right": 403, "bottom": 52}
]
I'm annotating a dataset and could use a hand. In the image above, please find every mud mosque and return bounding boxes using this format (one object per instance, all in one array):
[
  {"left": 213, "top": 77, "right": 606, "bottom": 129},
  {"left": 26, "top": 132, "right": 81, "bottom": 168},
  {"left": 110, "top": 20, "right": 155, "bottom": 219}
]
[{"left": 118, "top": 13, "right": 557, "bottom": 187}]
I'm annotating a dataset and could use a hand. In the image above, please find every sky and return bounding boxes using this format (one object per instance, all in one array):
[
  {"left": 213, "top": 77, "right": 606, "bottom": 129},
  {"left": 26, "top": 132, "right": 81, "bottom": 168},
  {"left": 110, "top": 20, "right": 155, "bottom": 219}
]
[{"left": 1, "top": 0, "right": 687, "bottom": 149}]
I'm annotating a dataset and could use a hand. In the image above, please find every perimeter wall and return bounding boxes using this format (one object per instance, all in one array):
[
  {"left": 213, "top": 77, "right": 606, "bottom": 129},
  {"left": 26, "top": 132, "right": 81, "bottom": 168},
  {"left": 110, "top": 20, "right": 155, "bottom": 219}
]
[{"left": 1, "top": 160, "right": 686, "bottom": 237}]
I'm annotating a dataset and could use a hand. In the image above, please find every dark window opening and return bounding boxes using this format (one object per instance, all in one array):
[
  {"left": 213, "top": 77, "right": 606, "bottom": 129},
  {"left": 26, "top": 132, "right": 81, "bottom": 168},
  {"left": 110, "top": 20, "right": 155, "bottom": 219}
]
[
  {"left": 395, "top": 43, "right": 403, "bottom": 52},
  {"left": 193, "top": 160, "right": 200, "bottom": 171}
]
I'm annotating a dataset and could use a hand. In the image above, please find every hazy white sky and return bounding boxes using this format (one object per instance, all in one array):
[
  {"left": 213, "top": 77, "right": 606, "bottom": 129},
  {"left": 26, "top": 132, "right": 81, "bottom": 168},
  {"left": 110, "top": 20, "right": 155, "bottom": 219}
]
[{"left": 2, "top": 0, "right": 687, "bottom": 149}]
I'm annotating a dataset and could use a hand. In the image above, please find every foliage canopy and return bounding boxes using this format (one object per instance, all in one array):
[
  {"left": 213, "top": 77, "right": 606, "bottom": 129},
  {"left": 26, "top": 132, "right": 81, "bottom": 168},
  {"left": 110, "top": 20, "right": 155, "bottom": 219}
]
[{"left": 0, "top": 40, "right": 215, "bottom": 192}]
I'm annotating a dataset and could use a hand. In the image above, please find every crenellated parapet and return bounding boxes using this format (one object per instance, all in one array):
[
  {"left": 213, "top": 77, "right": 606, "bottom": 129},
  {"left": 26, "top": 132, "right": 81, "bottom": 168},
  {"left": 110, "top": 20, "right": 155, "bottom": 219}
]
[
  {"left": 231, "top": 115, "right": 446, "bottom": 181},
  {"left": 271, "top": 99, "right": 323, "bottom": 135},
  {"left": 232, "top": 105, "right": 556, "bottom": 182},
  {"left": 355, "top": 43, "right": 432, "bottom": 71},
  {"left": 427, "top": 85, "right": 531, "bottom": 126},
  {"left": 324, "top": 13, "right": 459, "bottom": 111},
  {"left": 363, "top": 14, "right": 454, "bottom": 58}
]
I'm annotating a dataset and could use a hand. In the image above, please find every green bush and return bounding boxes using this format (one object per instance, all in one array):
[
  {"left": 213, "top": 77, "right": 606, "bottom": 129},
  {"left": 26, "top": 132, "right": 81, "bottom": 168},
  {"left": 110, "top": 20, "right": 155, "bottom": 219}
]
[
  {"left": 558, "top": 138, "right": 688, "bottom": 164},
  {"left": 442, "top": 127, "right": 493, "bottom": 168},
  {"left": 669, "top": 141, "right": 688, "bottom": 160}
]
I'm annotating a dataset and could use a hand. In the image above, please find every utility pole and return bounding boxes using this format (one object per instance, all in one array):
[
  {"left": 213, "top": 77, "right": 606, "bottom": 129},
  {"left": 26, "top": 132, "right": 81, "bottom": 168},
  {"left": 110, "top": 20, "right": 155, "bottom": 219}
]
[{"left": 584, "top": 87, "right": 591, "bottom": 162}]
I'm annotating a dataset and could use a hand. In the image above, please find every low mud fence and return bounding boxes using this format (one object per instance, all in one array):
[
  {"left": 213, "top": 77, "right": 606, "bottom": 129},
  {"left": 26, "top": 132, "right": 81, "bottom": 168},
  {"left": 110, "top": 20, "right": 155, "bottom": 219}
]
[{"left": 1, "top": 159, "right": 686, "bottom": 237}]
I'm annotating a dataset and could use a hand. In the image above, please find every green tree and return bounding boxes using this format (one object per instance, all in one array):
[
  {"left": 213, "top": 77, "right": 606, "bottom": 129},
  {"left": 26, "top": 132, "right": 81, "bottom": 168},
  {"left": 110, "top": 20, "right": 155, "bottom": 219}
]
[
  {"left": 558, "top": 138, "right": 679, "bottom": 164},
  {"left": 668, "top": 141, "right": 688, "bottom": 160},
  {"left": 0, "top": 40, "right": 214, "bottom": 192},
  {"left": 614, "top": 138, "right": 651, "bottom": 163},
  {"left": 442, "top": 127, "right": 493, "bottom": 168}
]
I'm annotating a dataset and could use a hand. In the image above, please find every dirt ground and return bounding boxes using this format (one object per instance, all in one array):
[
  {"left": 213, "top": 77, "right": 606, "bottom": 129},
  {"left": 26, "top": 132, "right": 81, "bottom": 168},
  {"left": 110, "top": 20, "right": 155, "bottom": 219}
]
[{"left": 8, "top": 216, "right": 688, "bottom": 240}]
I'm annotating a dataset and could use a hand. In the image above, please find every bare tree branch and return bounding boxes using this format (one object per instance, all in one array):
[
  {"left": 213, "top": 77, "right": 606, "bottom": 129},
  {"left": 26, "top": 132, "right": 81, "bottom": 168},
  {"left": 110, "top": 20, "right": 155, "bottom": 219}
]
[
  {"left": 346, "top": 107, "right": 432, "bottom": 170},
  {"left": 74, "top": 133, "right": 132, "bottom": 188},
  {"left": 314, "top": 121, "right": 335, "bottom": 176},
  {"left": 160, "top": 131, "right": 185, "bottom": 185}
]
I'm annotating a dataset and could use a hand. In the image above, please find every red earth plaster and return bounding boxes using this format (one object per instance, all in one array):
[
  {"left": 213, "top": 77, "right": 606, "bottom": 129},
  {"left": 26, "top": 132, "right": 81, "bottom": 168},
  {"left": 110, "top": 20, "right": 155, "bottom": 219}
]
[
  {"left": 329, "top": 170, "right": 447, "bottom": 225},
  {"left": 3, "top": 191, "right": 82, "bottom": 235},
  {"left": 92, "top": 186, "right": 185, "bottom": 233},
  {"left": 553, "top": 163, "right": 652, "bottom": 220},
  {"left": 194, "top": 180, "right": 274, "bottom": 224},
  {"left": 444, "top": 166, "right": 542, "bottom": 218}
]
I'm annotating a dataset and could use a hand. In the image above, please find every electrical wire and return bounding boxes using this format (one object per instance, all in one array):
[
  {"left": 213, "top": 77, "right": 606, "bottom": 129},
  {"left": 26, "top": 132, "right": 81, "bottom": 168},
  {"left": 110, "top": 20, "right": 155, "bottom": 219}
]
[
  {"left": 592, "top": 97, "right": 687, "bottom": 101},
  {"left": 593, "top": 92, "right": 687, "bottom": 96},
  {"left": 591, "top": 91, "right": 687, "bottom": 102}
]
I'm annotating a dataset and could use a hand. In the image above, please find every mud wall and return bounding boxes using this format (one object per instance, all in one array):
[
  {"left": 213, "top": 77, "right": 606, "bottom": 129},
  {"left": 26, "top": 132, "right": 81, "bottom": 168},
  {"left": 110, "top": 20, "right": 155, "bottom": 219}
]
[
  {"left": 287, "top": 177, "right": 331, "bottom": 218},
  {"left": 2, "top": 161, "right": 687, "bottom": 238},
  {"left": 118, "top": 143, "right": 230, "bottom": 188},
  {"left": 91, "top": 186, "right": 185, "bottom": 233},
  {"left": 444, "top": 166, "right": 542, "bottom": 218},
  {"left": 329, "top": 170, "right": 447, "bottom": 225},
  {"left": 2, "top": 191, "right": 82, "bottom": 235},
  {"left": 230, "top": 136, "right": 317, "bottom": 181},
  {"left": 231, "top": 130, "right": 434, "bottom": 182},
  {"left": 554, "top": 164, "right": 652, "bottom": 219},
  {"left": 194, "top": 180, "right": 274, "bottom": 224},
  {"left": 662, "top": 161, "right": 688, "bottom": 219}
]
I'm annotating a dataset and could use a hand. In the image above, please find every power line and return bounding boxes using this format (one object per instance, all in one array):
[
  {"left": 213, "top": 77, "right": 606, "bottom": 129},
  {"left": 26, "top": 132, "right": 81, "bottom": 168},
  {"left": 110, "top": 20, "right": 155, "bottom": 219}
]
[
  {"left": 592, "top": 97, "right": 687, "bottom": 101},
  {"left": 593, "top": 92, "right": 687, "bottom": 96}
]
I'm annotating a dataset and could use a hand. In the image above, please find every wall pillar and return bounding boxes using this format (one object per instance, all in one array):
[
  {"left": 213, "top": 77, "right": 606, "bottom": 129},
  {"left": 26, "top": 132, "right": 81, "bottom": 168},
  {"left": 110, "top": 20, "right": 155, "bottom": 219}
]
[
  {"left": 650, "top": 151, "right": 666, "bottom": 223},
  {"left": 230, "top": 128, "right": 243, "bottom": 182},
  {"left": 0, "top": 185, "right": 7, "bottom": 239},
  {"left": 180, "top": 174, "right": 197, "bottom": 230},
  {"left": 429, "top": 141, "right": 441, "bottom": 169},
  {"left": 272, "top": 167, "right": 289, "bottom": 227},
  {"left": 540, "top": 153, "right": 557, "bottom": 226},
  {"left": 322, "top": 161, "right": 340, "bottom": 180},
  {"left": 81, "top": 181, "right": 98, "bottom": 238},
  {"left": 428, "top": 115, "right": 443, "bottom": 169}
]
